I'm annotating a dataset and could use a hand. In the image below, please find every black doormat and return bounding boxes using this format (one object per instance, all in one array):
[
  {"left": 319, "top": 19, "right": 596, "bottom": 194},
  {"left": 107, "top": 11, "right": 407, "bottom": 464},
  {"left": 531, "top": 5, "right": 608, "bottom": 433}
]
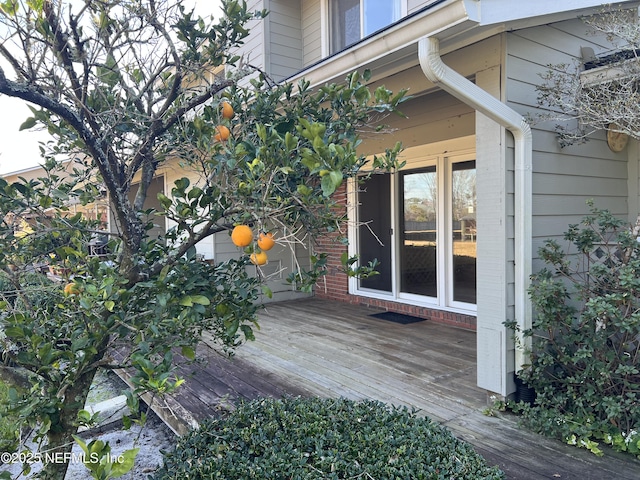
[{"left": 369, "top": 311, "right": 426, "bottom": 324}]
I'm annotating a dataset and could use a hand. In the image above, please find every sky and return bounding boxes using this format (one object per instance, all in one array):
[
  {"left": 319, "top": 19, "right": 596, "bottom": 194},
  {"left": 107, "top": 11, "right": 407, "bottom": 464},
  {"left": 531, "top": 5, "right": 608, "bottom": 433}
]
[{"left": 0, "top": 0, "right": 222, "bottom": 175}]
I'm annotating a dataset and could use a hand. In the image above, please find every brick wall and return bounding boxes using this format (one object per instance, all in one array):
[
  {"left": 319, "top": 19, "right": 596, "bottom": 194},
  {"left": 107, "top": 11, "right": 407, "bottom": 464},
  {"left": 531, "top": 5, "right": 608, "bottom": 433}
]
[{"left": 314, "top": 184, "right": 477, "bottom": 331}]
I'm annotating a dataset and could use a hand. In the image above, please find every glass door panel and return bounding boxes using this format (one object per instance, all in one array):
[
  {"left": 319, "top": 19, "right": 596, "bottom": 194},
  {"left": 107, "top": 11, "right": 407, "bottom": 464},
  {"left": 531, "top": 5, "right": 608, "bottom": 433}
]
[
  {"left": 400, "top": 167, "right": 437, "bottom": 297},
  {"left": 358, "top": 174, "right": 392, "bottom": 292},
  {"left": 451, "top": 161, "right": 476, "bottom": 304}
]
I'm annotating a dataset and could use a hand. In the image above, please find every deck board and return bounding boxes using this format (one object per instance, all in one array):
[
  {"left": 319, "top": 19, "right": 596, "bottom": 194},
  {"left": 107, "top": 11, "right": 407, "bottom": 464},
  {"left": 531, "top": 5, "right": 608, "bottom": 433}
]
[{"left": 142, "top": 298, "right": 640, "bottom": 479}]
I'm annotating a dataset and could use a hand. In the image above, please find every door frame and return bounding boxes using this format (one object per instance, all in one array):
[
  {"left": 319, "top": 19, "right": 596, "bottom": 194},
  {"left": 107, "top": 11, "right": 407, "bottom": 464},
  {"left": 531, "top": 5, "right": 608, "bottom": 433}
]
[{"left": 348, "top": 137, "right": 476, "bottom": 315}]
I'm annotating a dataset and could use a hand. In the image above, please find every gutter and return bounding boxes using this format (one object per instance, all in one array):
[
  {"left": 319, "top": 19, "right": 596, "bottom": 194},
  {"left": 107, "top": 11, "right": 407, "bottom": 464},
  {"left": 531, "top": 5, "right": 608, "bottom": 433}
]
[{"left": 418, "top": 37, "right": 533, "bottom": 372}]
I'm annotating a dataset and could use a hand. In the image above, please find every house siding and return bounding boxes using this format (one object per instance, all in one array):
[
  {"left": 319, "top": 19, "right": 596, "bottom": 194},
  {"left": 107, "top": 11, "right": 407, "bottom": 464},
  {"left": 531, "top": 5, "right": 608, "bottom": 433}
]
[
  {"left": 301, "top": 0, "right": 322, "bottom": 67},
  {"left": 407, "top": 0, "right": 444, "bottom": 15},
  {"left": 233, "top": 0, "right": 266, "bottom": 85},
  {"left": 266, "top": 0, "right": 303, "bottom": 81},
  {"left": 506, "top": 19, "right": 630, "bottom": 273}
]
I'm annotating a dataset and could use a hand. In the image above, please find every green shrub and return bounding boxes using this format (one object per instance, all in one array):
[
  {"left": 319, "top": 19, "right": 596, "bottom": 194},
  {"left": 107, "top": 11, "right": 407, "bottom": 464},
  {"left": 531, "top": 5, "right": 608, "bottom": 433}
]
[
  {"left": 518, "top": 204, "right": 640, "bottom": 457},
  {"left": 155, "top": 397, "right": 504, "bottom": 479}
]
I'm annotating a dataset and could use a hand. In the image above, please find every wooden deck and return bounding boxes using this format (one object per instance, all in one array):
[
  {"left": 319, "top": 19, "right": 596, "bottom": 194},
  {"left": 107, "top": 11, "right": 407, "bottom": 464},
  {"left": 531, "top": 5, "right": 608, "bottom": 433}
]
[{"left": 145, "top": 298, "right": 640, "bottom": 480}]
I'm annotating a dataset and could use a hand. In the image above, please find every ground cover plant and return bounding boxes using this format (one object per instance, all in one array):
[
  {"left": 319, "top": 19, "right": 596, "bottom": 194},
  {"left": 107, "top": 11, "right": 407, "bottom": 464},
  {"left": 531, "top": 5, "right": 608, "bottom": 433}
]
[
  {"left": 513, "top": 204, "right": 640, "bottom": 457},
  {"left": 155, "top": 397, "right": 504, "bottom": 479}
]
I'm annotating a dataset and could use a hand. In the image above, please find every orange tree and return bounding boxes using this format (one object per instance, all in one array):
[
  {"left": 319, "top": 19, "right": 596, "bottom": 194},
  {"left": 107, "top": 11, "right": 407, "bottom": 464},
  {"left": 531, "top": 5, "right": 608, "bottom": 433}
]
[{"left": 0, "top": 1, "right": 405, "bottom": 479}]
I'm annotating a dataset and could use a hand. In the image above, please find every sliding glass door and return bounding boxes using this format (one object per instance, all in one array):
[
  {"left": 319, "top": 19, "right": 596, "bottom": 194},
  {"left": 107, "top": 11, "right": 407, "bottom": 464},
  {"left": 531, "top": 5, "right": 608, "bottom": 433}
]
[{"left": 356, "top": 155, "right": 476, "bottom": 310}]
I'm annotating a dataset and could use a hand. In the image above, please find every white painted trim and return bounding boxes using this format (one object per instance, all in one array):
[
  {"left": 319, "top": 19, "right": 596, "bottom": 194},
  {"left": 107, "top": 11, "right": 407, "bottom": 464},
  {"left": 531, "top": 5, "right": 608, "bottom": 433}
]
[
  {"left": 320, "top": 0, "right": 329, "bottom": 58},
  {"left": 347, "top": 176, "right": 359, "bottom": 293},
  {"left": 418, "top": 36, "right": 532, "bottom": 372},
  {"left": 629, "top": 139, "right": 640, "bottom": 224},
  {"left": 445, "top": 152, "right": 477, "bottom": 312}
]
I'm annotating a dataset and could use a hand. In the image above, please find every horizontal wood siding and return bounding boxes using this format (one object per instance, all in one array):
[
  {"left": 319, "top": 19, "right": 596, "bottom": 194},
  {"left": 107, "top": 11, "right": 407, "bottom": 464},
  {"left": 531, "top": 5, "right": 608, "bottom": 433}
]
[
  {"left": 407, "top": 0, "right": 444, "bottom": 15},
  {"left": 267, "top": 0, "right": 303, "bottom": 81},
  {"left": 356, "top": 37, "right": 506, "bottom": 155},
  {"left": 506, "top": 19, "right": 629, "bottom": 273},
  {"left": 359, "top": 89, "right": 475, "bottom": 155},
  {"left": 301, "top": 0, "right": 322, "bottom": 67},
  {"left": 232, "top": 0, "right": 266, "bottom": 86}
]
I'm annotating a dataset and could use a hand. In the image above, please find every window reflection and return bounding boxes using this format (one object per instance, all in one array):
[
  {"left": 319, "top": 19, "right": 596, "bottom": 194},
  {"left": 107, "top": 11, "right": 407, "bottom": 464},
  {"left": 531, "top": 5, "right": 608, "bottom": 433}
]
[
  {"left": 452, "top": 161, "right": 476, "bottom": 304},
  {"left": 330, "top": 0, "right": 401, "bottom": 53},
  {"left": 400, "top": 167, "right": 437, "bottom": 297}
]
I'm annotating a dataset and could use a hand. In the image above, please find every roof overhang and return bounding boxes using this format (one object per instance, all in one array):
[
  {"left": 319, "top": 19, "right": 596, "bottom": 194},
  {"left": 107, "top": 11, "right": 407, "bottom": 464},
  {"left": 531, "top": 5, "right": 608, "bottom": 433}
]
[{"left": 285, "top": 0, "right": 480, "bottom": 88}]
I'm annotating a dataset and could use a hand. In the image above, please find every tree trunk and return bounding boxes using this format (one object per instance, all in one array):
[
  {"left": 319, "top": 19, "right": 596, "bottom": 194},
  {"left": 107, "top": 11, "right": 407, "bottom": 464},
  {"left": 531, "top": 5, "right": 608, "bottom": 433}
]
[{"left": 40, "top": 368, "right": 97, "bottom": 480}]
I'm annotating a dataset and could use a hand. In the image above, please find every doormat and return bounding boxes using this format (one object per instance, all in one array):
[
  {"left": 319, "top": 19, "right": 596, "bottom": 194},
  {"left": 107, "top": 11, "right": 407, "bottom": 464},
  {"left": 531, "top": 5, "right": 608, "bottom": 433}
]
[{"left": 369, "top": 311, "right": 426, "bottom": 324}]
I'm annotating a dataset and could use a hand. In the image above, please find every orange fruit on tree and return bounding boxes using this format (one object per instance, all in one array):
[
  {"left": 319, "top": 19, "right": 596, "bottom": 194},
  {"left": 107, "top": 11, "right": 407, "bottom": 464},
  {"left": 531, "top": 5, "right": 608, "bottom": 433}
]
[
  {"left": 231, "top": 225, "right": 253, "bottom": 247},
  {"left": 257, "top": 231, "right": 275, "bottom": 251},
  {"left": 221, "top": 101, "right": 235, "bottom": 120},
  {"left": 214, "top": 125, "right": 230, "bottom": 142},
  {"left": 250, "top": 250, "right": 268, "bottom": 266},
  {"left": 64, "top": 282, "right": 81, "bottom": 296}
]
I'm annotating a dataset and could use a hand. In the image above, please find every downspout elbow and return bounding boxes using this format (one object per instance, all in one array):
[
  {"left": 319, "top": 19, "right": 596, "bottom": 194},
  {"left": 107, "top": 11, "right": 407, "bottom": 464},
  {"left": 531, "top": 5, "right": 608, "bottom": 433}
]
[{"left": 420, "top": 37, "right": 448, "bottom": 85}]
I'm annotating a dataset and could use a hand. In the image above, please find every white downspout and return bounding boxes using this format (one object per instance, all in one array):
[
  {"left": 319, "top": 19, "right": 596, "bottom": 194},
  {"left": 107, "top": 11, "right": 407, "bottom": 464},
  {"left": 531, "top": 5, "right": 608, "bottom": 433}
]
[{"left": 418, "top": 37, "right": 533, "bottom": 372}]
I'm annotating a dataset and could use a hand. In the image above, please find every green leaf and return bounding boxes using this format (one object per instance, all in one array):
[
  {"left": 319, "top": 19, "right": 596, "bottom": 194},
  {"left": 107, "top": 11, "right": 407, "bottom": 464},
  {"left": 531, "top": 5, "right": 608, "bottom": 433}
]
[
  {"left": 297, "top": 184, "right": 312, "bottom": 196},
  {"left": 284, "top": 131, "right": 298, "bottom": 151},
  {"left": 109, "top": 448, "right": 140, "bottom": 476},
  {"left": 187, "top": 187, "right": 203, "bottom": 199},
  {"left": 73, "top": 435, "right": 89, "bottom": 456},
  {"left": 77, "top": 409, "right": 92, "bottom": 424},
  {"left": 159, "top": 264, "right": 171, "bottom": 281},
  {"left": 256, "top": 123, "right": 267, "bottom": 141},
  {"left": 39, "top": 417, "right": 51, "bottom": 435},
  {"left": 216, "top": 303, "right": 229, "bottom": 315},
  {"left": 190, "top": 295, "right": 210, "bottom": 306},
  {"left": 179, "top": 296, "right": 193, "bottom": 307},
  {"left": 321, "top": 170, "right": 343, "bottom": 197},
  {"left": 19, "top": 117, "right": 37, "bottom": 131},
  {"left": 3, "top": 326, "right": 24, "bottom": 338},
  {"left": 104, "top": 300, "right": 115, "bottom": 312},
  {"left": 181, "top": 346, "right": 196, "bottom": 361},
  {"left": 0, "top": 0, "right": 19, "bottom": 16},
  {"left": 174, "top": 177, "right": 190, "bottom": 193},
  {"left": 157, "top": 193, "right": 172, "bottom": 210}
]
